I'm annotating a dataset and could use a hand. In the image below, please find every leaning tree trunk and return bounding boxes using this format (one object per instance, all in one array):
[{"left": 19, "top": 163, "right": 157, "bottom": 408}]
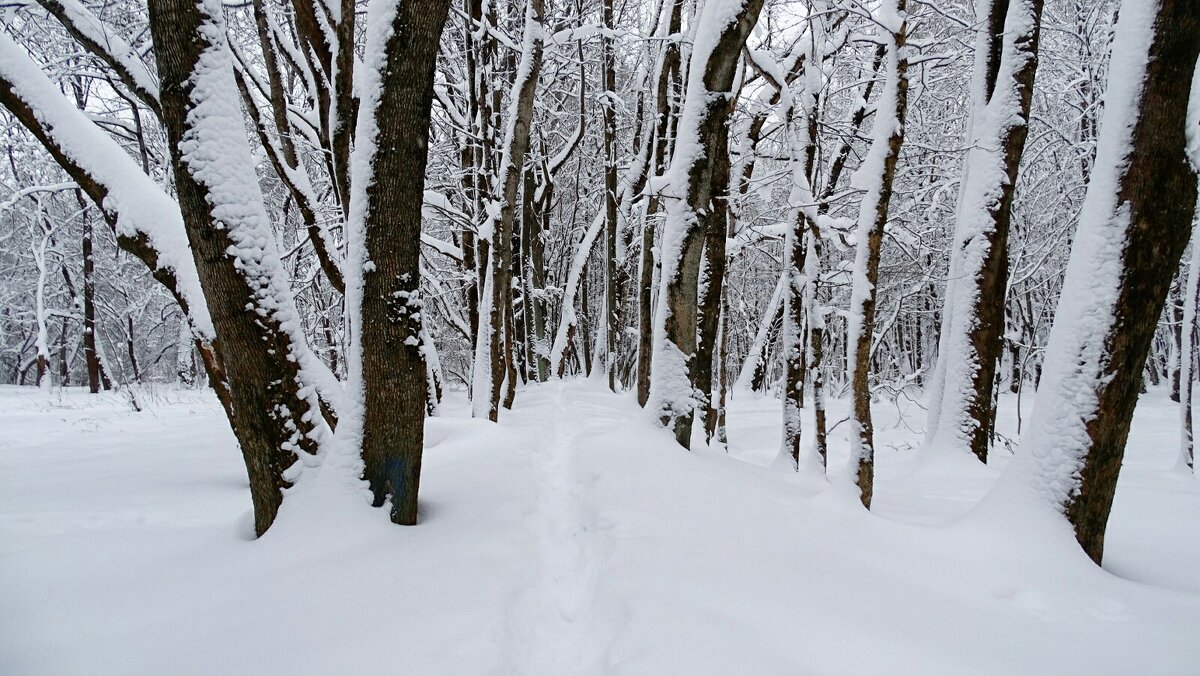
[
  {"left": 926, "top": 0, "right": 1044, "bottom": 463},
  {"left": 846, "top": 0, "right": 909, "bottom": 508},
  {"left": 647, "top": 0, "right": 765, "bottom": 448},
  {"left": 348, "top": 0, "right": 451, "bottom": 525},
  {"left": 150, "top": 0, "right": 330, "bottom": 535},
  {"left": 1002, "top": 0, "right": 1199, "bottom": 564}
]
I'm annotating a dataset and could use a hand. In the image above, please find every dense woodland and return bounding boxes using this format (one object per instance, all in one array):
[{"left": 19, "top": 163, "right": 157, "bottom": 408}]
[{"left": 0, "top": 0, "right": 1197, "bottom": 564}]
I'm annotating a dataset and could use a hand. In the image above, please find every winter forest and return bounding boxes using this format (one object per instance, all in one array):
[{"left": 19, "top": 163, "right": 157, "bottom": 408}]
[{"left": 1, "top": 0, "right": 1198, "bottom": 672}]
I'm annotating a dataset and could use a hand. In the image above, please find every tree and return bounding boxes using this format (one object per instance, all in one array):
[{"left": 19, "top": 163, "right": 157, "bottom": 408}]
[
  {"left": 999, "top": 0, "right": 1200, "bottom": 564},
  {"left": 471, "top": 0, "right": 544, "bottom": 421},
  {"left": 925, "top": 0, "right": 1045, "bottom": 463},
  {"left": 348, "top": 0, "right": 452, "bottom": 525},
  {"left": 149, "top": 0, "right": 333, "bottom": 535},
  {"left": 845, "top": 0, "right": 910, "bottom": 508},
  {"left": 647, "top": 0, "right": 765, "bottom": 448}
]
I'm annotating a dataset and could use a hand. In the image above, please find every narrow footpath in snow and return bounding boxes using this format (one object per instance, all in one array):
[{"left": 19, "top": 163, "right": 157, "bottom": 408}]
[{"left": 500, "top": 382, "right": 615, "bottom": 674}]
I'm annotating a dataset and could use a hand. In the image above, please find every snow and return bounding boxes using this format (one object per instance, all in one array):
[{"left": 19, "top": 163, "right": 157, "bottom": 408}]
[{"left": 1, "top": 382, "right": 1197, "bottom": 674}]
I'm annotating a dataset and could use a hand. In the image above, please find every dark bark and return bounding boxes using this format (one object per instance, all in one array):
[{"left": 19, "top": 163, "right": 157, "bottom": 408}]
[
  {"left": 636, "top": 0, "right": 683, "bottom": 408},
  {"left": 330, "top": 0, "right": 357, "bottom": 218},
  {"left": 810, "top": 318, "right": 827, "bottom": 468},
  {"left": 956, "top": 0, "right": 1044, "bottom": 463},
  {"left": 358, "top": 0, "right": 451, "bottom": 525},
  {"left": 125, "top": 315, "right": 141, "bottom": 382},
  {"left": 850, "top": 3, "right": 909, "bottom": 509},
  {"left": 150, "top": 0, "right": 323, "bottom": 535},
  {"left": 783, "top": 91, "right": 820, "bottom": 466},
  {"left": 58, "top": 315, "right": 69, "bottom": 385},
  {"left": 78, "top": 192, "right": 104, "bottom": 393},
  {"left": 656, "top": 0, "right": 764, "bottom": 447},
  {"left": 531, "top": 166, "right": 551, "bottom": 380},
  {"left": 1063, "top": 0, "right": 1200, "bottom": 564},
  {"left": 602, "top": 0, "right": 619, "bottom": 391}
]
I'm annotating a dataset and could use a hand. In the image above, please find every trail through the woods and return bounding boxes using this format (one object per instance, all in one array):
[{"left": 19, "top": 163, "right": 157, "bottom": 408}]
[
  {"left": 501, "top": 382, "right": 614, "bottom": 674},
  {"left": 2, "top": 381, "right": 1199, "bottom": 675}
]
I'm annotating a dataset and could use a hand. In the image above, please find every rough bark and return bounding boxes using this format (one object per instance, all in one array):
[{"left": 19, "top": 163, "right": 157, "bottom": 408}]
[
  {"left": 650, "top": 0, "right": 764, "bottom": 447},
  {"left": 848, "top": 2, "right": 909, "bottom": 509},
  {"left": 636, "top": 0, "right": 683, "bottom": 408},
  {"left": 356, "top": 0, "right": 451, "bottom": 525},
  {"left": 931, "top": 0, "right": 1044, "bottom": 463},
  {"left": 150, "top": 0, "right": 324, "bottom": 535},
  {"left": 78, "top": 192, "right": 104, "bottom": 393},
  {"left": 1059, "top": 0, "right": 1200, "bottom": 562}
]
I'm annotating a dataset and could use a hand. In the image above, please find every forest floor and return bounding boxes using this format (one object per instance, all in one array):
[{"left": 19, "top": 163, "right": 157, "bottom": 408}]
[{"left": 1, "top": 379, "right": 1198, "bottom": 674}]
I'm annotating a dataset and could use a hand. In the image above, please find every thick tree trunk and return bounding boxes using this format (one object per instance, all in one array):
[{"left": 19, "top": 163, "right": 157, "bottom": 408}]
[
  {"left": 350, "top": 0, "right": 451, "bottom": 525},
  {"left": 928, "top": 0, "right": 1044, "bottom": 463},
  {"left": 150, "top": 0, "right": 326, "bottom": 535},
  {"left": 648, "top": 0, "right": 764, "bottom": 448},
  {"left": 1009, "top": 0, "right": 1199, "bottom": 564}
]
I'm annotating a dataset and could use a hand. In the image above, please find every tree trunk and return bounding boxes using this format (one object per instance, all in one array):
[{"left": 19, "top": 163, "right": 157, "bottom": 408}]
[
  {"left": 125, "top": 315, "right": 141, "bottom": 383},
  {"left": 648, "top": 0, "right": 764, "bottom": 448},
  {"left": 150, "top": 0, "right": 327, "bottom": 535},
  {"left": 636, "top": 0, "right": 683, "bottom": 408},
  {"left": 350, "top": 0, "right": 451, "bottom": 525},
  {"left": 927, "top": 0, "right": 1044, "bottom": 463},
  {"left": 473, "top": 0, "right": 543, "bottom": 421},
  {"left": 1180, "top": 233, "right": 1200, "bottom": 473},
  {"left": 79, "top": 193, "right": 104, "bottom": 393},
  {"left": 602, "top": 0, "right": 619, "bottom": 391},
  {"left": 846, "top": 0, "right": 909, "bottom": 508},
  {"left": 1009, "top": 0, "right": 1199, "bottom": 564}
]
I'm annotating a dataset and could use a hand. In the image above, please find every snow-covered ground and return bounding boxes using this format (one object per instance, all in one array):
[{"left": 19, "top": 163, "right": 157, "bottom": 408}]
[{"left": 1, "top": 380, "right": 1197, "bottom": 674}]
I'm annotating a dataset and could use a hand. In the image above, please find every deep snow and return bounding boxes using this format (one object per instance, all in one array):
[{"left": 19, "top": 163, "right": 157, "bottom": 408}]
[{"left": 1, "top": 380, "right": 1197, "bottom": 675}]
